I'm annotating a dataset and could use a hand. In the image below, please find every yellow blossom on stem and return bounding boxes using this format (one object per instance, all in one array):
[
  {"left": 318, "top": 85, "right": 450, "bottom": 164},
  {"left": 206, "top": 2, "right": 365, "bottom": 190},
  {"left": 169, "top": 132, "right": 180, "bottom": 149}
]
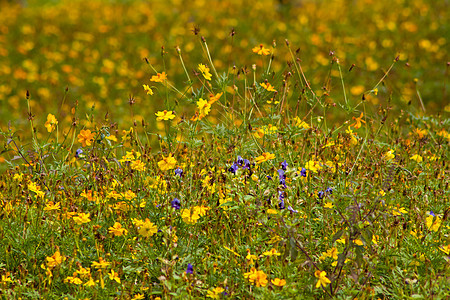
[
  {"left": 44, "top": 113, "right": 58, "bottom": 133},
  {"left": 108, "top": 222, "right": 128, "bottom": 237},
  {"left": 252, "top": 44, "right": 271, "bottom": 55},
  {"left": 271, "top": 278, "right": 286, "bottom": 287},
  {"left": 158, "top": 154, "right": 177, "bottom": 171},
  {"left": 260, "top": 82, "right": 277, "bottom": 92},
  {"left": 155, "top": 110, "right": 175, "bottom": 121},
  {"left": 198, "top": 63, "right": 212, "bottom": 80},
  {"left": 137, "top": 218, "right": 158, "bottom": 237},
  {"left": 77, "top": 129, "right": 95, "bottom": 147},
  {"left": 255, "top": 152, "right": 275, "bottom": 164},
  {"left": 150, "top": 72, "right": 167, "bottom": 83},
  {"left": 143, "top": 84, "right": 153, "bottom": 95},
  {"left": 315, "top": 270, "right": 331, "bottom": 288}
]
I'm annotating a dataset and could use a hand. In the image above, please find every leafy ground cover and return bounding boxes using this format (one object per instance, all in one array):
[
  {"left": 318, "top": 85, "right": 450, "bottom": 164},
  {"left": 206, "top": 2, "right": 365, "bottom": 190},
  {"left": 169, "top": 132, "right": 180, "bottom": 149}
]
[{"left": 0, "top": 0, "right": 449, "bottom": 299}]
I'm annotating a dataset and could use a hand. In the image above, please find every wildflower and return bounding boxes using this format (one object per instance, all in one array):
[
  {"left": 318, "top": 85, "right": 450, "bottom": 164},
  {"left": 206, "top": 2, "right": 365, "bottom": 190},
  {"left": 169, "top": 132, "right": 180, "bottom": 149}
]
[
  {"left": 260, "top": 82, "right": 277, "bottom": 92},
  {"left": 44, "top": 113, "right": 58, "bottom": 133},
  {"left": 426, "top": 212, "right": 442, "bottom": 232},
  {"left": 92, "top": 257, "right": 110, "bottom": 269},
  {"left": 108, "top": 222, "right": 128, "bottom": 237},
  {"left": 77, "top": 129, "right": 95, "bottom": 147},
  {"left": 244, "top": 268, "right": 268, "bottom": 287},
  {"left": 197, "top": 98, "right": 211, "bottom": 117},
  {"left": 186, "top": 263, "right": 194, "bottom": 274},
  {"left": 271, "top": 278, "right": 286, "bottom": 287},
  {"left": 171, "top": 198, "right": 181, "bottom": 210},
  {"left": 150, "top": 72, "right": 167, "bottom": 83},
  {"left": 410, "top": 154, "right": 423, "bottom": 163},
  {"left": 351, "top": 112, "right": 366, "bottom": 129},
  {"left": 207, "top": 286, "right": 225, "bottom": 299},
  {"left": 44, "top": 201, "right": 61, "bottom": 211},
  {"left": 155, "top": 110, "right": 175, "bottom": 121},
  {"left": 383, "top": 149, "right": 395, "bottom": 160},
  {"left": 138, "top": 218, "right": 158, "bottom": 237},
  {"left": 143, "top": 84, "right": 153, "bottom": 95},
  {"left": 46, "top": 251, "right": 65, "bottom": 268},
  {"left": 108, "top": 269, "right": 121, "bottom": 283},
  {"left": 314, "top": 270, "right": 331, "bottom": 288},
  {"left": 174, "top": 168, "right": 183, "bottom": 177},
  {"left": 252, "top": 44, "right": 271, "bottom": 56},
  {"left": 262, "top": 248, "right": 281, "bottom": 257},
  {"left": 181, "top": 208, "right": 200, "bottom": 224},
  {"left": 73, "top": 213, "right": 91, "bottom": 225},
  {"left": 255, "top": 152, "right": 275, "bottom": 164},
  {"left": 158, "top": 154, "right": 177, "bottom": 171},
  {"left": 198, "top": 63, "right": 212, "bottom": 80}
]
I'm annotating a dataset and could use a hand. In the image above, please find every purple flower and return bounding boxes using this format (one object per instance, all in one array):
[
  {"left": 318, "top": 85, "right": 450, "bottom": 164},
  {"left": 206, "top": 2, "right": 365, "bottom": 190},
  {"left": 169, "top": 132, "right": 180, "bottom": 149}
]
[
  {"left": 186, "top": 263, "right": 194, "bottom": 274},
  {"left": 300, "top": 168, "right": 307, "bottom": 177},
  {"left": 318, "top": 191, "right": 325, "bottom": 199},
  {"left": 228, "top": 162, "right": 239, "bottom": 174},
  {"left": 281, "top": 160, "right": 288, "bottom": 171},
  {"left": 171, "top": 198, "right": 181, "bottom": 210},
  {"left": 75, "top": 148, "right": 83, "bottom": 158},
  {"left": 175, "top": 168, "right": 183, "bottom": 177}
]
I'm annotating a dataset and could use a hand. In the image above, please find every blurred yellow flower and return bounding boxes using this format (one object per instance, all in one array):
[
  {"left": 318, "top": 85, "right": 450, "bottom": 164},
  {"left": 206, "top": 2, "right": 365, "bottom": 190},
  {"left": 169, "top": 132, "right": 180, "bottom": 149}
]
[
  {"left": 158, "top": 154, "right": 177, "bottom": 171},
  {"left": 150, "top": 72, "right": 167, "bottom": 82},
  {"left": 252, "top": 44, "right": 270, "bottom": 56},
  {"left": 44, "top": 113, "right": 58, "bottom": 133},
  {"left": 155, "top": 110, "right": 175, "bottom": 121}
]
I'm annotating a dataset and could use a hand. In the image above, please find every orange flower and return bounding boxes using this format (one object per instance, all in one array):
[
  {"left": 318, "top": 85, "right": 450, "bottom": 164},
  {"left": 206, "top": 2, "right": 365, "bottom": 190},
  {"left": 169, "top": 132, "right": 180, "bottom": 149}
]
[
  {"left": 77, "top": 129, "right": 95, "bottom": 147},
  {"left": 252, "top": 44, "right": 270, "bottom": 56},
  {"left": 150, "top": 72, "right": 167, "bottom": 83}
]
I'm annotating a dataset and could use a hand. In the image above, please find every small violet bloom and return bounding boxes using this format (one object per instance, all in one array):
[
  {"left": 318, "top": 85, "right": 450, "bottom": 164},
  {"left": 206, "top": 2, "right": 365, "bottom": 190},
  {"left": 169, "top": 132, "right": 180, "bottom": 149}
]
[
  {"left": 318, "top": 191, "right": 325, "bottom": 199},
  {"left": 300, "top": 168, "right": 307, "bottom": 177},
  {"left": 186, "top": 263, "right": 194, "bottom": 274},
  {"left": 174, "top": 168, "right": 183, "bottom": 177},
  {"left": 228, "top": 162, "right": 239, "bottom": 174},
  {"left": 171, "top": 198, "right": 181, "bottom": 210},
  {"left": 75, "top": 148, "right": 83, "bottom": 158},
  {"left": 281, "top": 160, "right": 288, "bottom": 171}
]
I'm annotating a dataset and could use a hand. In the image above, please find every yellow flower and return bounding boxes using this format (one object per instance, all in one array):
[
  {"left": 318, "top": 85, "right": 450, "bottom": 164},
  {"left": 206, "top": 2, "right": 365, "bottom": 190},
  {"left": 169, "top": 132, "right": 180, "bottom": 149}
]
[
  {"left": 255, "top": 152, "right": 275, "bottom": 164},
  {"left": 207, "top": 287, "right": 225, "bottom": 299},
  {"left": 143, "top": 84, "right": 153, "bottom": 95},
  {"left": 77, "top": 129, "right": 95, "bottom": 147},
  {"left": 138, "top": 218, "right": 158, "bottom": 237},
  {"left": 271, "top": 278, "right": 286, "bottom": 287},
  {"left": 315, "top": 270, "right": 331, "bottom": 288},
  {"left": 260, "top": 82, "right": 276, "bottom": 92},
  {"left": 44, "top": 201, "right": 61, "bottom": 211},
  {"left": 44, "top": 113, "right": 58, "bottom": 133},
  {"left": 108, "top": 269, "right": 121, "bottom": 283},
  {"left": 73, "top": 213, "right": 91, "bottom": 225},
  {"left": 262, "top": 248, "right": 281, "bottom": 257},
  {"left": 410, "top": 154, "right": 423, "bottom": 163},
  {"left": 155, "top": 110, "right": 175, "bottom": 121},
  {"left": 46, "top": 251, "right": 65, "bottom": 268},
  {"left": 150, "top": 72, "right": 167, "bottom": 83},
  {"left": 426, "top": 214, "right": 442, "bottom": 232},
  {"left": 252, "top": 44, "right": 270, "bottom": 56},
  {"left": 108, "top": 222, "right": 128, "bottom": 237},
  {"left": 91, "top": 257, "right": 110, "bottom": 269},
  {"left": 198, "top": 63, "right": 212, "bottom": 80},
  {"left": 158, "top": 154, "right": 177, "bottom": 171},
  {"left": 181, "top": 208, "right": 200, "bottom": 225}
]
